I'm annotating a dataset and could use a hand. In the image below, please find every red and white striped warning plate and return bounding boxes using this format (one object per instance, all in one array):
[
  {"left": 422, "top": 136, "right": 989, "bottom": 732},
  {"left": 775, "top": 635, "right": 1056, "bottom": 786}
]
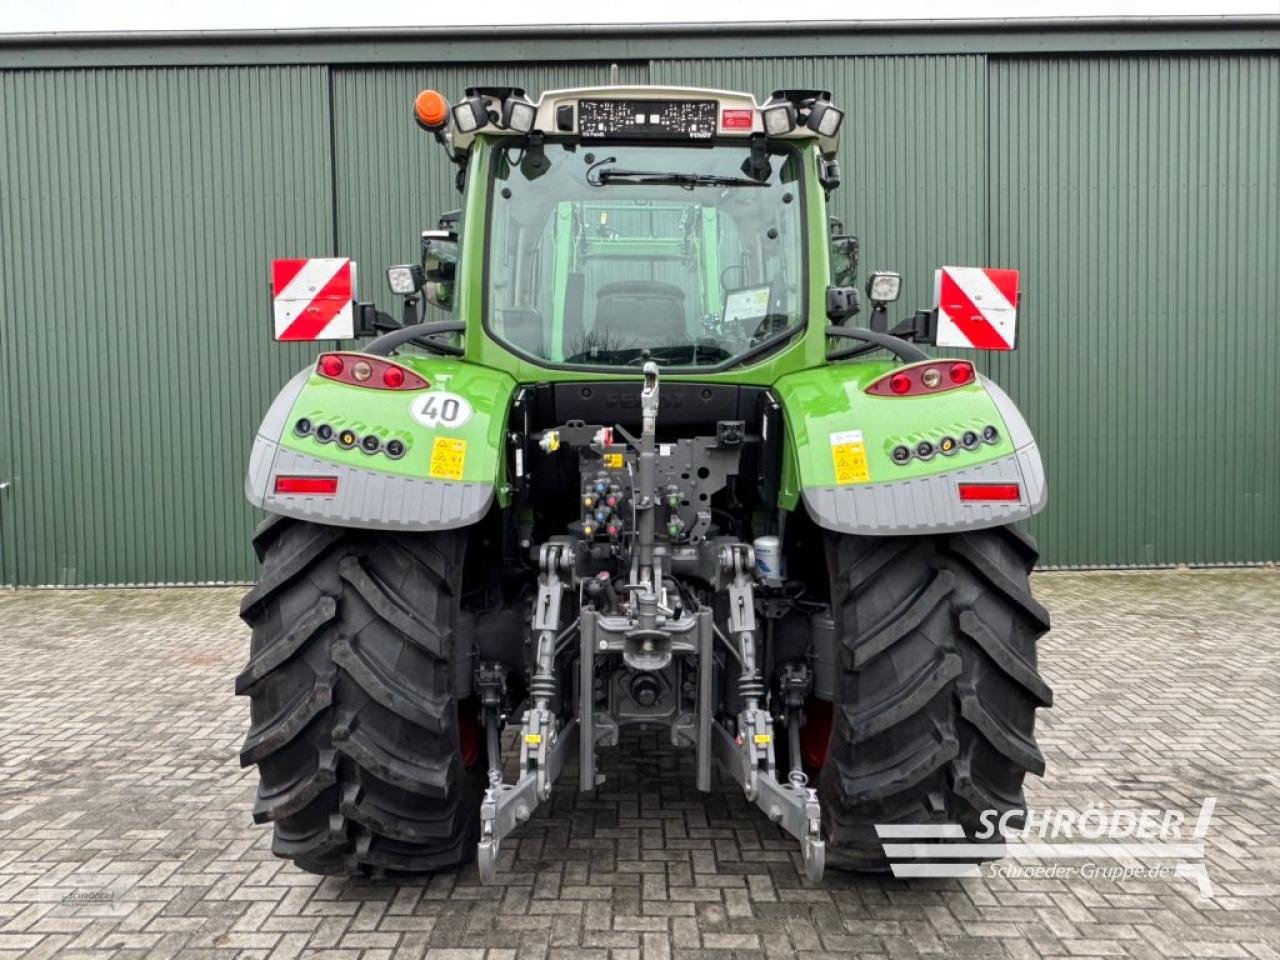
[
  {"left": 271, "top": 258, "right": 357, "bottom": 341},
  {"left": 932, "top": 267, "right": 1019, "bottom": 351}
]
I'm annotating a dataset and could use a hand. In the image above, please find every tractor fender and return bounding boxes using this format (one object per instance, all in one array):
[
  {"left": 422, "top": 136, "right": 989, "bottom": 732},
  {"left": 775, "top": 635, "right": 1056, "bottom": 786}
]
[
  {"left": 245, "top": 356, "right": 516, "bottom": 531},
  {"left": 774, "top": 363, "right": 1047, "bottom": 535}
]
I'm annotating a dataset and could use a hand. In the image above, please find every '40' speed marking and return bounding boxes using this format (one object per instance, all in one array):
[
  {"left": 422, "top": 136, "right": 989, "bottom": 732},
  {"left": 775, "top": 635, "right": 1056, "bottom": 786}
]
[{"left": 410, "top": 391, "right": 474, "bottom": 429}]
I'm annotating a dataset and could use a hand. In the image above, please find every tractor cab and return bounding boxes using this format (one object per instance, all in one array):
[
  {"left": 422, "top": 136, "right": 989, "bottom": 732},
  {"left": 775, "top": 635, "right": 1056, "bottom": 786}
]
[{"left": 414, "top": 85, "right": 846, "bottom": 371}]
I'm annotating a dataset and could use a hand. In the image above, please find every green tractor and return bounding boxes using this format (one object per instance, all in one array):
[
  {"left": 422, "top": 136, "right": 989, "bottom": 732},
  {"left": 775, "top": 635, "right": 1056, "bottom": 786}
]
[{"left": 238, "top": 84, "right": 1051, "bottom": 882}]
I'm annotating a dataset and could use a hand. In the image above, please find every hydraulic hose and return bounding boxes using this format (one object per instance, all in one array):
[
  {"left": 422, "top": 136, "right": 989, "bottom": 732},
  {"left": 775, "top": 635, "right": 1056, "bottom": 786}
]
[
  {"left": 825, "top": 325, "right": 928, "bottom": 363},
  {"left": 365, "top": 321, "right": 465, "bottom": 356}
]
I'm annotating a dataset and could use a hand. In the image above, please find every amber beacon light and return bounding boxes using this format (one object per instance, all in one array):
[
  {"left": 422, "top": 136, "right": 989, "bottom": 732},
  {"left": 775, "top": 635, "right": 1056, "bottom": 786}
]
[{"left": 414, "top": 89, "right": 450, "bottom": 131}]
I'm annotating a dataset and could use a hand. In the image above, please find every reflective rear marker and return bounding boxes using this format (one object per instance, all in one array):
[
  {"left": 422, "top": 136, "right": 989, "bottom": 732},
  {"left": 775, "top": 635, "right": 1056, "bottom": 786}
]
[
  {"left": 274, "top": 475, "right": 339, "bottom": 495},
  {"left": 957, "top": 482, "right": 1021, "bottom": 502}
]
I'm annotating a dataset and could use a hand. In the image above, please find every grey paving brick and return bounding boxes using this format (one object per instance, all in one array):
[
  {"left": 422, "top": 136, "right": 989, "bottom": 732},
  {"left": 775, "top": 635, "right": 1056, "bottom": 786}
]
[{"left": 0, "top": 571, "right": 1277, "bottom": 958}]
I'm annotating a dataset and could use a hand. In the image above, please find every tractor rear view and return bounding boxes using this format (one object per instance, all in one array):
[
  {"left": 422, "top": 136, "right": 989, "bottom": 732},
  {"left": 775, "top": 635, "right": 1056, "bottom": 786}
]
[{"left": 237, "top": 83, "right": 1051, "bottom": 881}]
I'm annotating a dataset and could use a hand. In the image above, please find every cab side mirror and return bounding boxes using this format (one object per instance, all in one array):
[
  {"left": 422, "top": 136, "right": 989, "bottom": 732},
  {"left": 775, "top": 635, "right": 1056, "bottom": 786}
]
[
  {"left": 420, "top": 229, "right": 459, "bottom": 312},
  {"left": 830, "top": 234, "right": 859, "bottom": 286},
  {"left": 421, "top": 229, "right": 458, "bottom": 283}
]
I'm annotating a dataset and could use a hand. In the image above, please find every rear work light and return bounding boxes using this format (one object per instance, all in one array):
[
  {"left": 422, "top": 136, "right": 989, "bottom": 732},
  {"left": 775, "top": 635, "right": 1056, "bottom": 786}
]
[
  {"left": 865, "top": 360, "right": 977, "bottom": 397},
  {"left": 958, "top": 482, "right": 1021, "bottom": 502},
  {"left": 274, "top": 475, "right": 339, "bottom": 496},
  {"left": 316, "top": 353, "right": 428, "bottom": 391},
  {"left": 762, "top": 102, "right": 796, "bottom": 135}
]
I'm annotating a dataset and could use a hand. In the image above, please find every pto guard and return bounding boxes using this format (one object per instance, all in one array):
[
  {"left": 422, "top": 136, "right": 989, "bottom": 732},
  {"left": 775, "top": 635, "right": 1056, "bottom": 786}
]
[
  {"left": 245, "top": 357, "right": 516, "bottom": 531},
  {"left": 775, "top": 365, "right": 1047, "bottom": 535}
]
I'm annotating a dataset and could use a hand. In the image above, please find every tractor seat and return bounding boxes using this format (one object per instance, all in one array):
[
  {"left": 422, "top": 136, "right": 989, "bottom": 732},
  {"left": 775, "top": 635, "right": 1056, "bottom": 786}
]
[{"left": 594, "top": 281, "right": 687, "bottom": 346}]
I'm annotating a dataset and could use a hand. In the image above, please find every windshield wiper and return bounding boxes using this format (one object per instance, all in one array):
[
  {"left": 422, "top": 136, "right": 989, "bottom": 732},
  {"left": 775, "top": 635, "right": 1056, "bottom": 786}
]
[
  {"left": 563, "top": 343, "right": 734, "bottom": 366},
  {"left": 588, "top": 164, "right": 766, "bottom": 190},
  {"left": 632, "top": 343, "right": 735, "bottom": 364}
]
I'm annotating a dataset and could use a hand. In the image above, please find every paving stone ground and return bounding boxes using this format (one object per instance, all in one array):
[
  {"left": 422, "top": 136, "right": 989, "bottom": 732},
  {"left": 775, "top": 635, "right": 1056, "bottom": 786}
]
[{"left": 1, "top": 569, "right": 1278, "bottom": 959}]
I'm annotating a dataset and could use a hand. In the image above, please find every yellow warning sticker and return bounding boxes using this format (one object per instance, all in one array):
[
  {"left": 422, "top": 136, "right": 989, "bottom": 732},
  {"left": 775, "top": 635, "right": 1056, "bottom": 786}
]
[
  {"left": 524, "top": 733, "right": 542, "bottom": 746},
  {"left": 429, "top": 436, "right": 467, "bottom": 481},
  {"left": 753, "top": 734, "right": 772, "bottom": 745},
  {"left": 831, "top": 429, "right": 870, "bottom": 484},
  {"left": 603, "top": 453, "right": 624, "bottom": 469}
]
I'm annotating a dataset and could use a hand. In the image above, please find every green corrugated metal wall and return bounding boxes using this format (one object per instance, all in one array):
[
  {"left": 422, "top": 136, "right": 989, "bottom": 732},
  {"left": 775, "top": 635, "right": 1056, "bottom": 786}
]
[
  {"left": 0, "top": 66, "right": 335, "bottom": 585},
  {"left": 986, "top": 55, "right": 1280, "bottom": 566},
  {"left": 1, "top": 40, "right": 1276, "bottom": 583}
]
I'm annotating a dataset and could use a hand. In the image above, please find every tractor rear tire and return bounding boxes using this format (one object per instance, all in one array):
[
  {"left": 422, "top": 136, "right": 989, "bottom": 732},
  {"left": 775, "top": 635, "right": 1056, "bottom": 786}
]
[
  {"left": 236, "top": 516, "right": 482, "bottom": 876},
  {"left": 817, "top": 525, "right": 1052, "bottom": 872}
]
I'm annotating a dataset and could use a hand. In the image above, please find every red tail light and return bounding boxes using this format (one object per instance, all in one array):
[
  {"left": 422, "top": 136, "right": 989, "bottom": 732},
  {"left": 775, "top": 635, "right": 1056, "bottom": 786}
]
[
  {"left": 866, "top": 360, "right": 977, "bottom": 397},
  {"left": 316, "top": 352, "right": 428, "bottom": 391},
  {"left": 274, "top": 475, "right": 339, "bottom": 496},
  {"left": 958, "top": 482, "right": 1020, "bottom": 502}
]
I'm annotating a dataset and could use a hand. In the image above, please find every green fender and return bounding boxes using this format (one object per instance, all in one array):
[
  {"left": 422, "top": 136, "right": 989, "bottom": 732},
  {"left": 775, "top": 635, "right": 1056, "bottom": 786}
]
[
  {"left": 245, "top": 354, "right": 517, "bottom": 530},
  {"left": 773, "top": 360, "right": 1047, "bottom": 535}
]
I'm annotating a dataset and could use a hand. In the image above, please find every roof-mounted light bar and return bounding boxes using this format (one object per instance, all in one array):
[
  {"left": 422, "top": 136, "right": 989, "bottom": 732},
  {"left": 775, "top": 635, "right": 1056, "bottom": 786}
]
[
  {"left": 430, "top": 85, "right": 845, "bottom": 161},
  {"left": 450, "top": 86, "right": 537, "bottom": 136},
  {"left": 761, "top": 89, "right": 844, "bottom": 139}
]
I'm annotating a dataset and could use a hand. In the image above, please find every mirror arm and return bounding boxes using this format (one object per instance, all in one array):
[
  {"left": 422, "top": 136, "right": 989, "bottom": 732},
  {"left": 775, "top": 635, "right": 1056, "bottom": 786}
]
[
  {"left": 889, "top": 308, "right": 938, "bottom": 346},
  {"left": 869, "top": 302, "right": 888, "bottom": 333},
  {"left": 402, "top": 295, "right": 420, "bottom": 328},
  {"left": 354, "top": 302, "right": 402, "bottom": 338}
]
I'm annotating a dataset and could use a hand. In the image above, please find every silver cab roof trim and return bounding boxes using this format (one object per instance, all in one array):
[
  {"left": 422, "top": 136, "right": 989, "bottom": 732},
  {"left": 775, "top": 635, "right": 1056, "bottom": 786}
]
[{"left": 449, "top": 84, "right": 838, "bottom": 156}]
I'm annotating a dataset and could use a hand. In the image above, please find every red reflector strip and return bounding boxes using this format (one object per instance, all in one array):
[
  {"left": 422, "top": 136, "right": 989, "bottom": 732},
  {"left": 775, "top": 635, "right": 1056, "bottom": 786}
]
[
  {"left": 958, "top": 482, "right": 1021, "bottom": 502},
  {"left": 274, "top": 475, "right": 339, "bottom": 495},
  {"left": 721, "top": 108, "right": 755, "bottom": 130}
]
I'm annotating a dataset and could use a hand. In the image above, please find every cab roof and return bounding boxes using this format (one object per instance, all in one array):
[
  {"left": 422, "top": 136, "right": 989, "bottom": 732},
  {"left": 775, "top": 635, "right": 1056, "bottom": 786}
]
[{"left": 449, "top": 84, "right": 841, "bottom": 157}]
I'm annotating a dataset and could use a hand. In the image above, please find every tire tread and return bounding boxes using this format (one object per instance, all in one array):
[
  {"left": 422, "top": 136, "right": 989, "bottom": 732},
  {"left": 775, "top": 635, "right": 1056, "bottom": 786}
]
[
  {"left": 237, "top": 519, "right": 479, "bottom": 877},
  {"left": 819, "top": 525, "right": 1051, "bottom": 871}
]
